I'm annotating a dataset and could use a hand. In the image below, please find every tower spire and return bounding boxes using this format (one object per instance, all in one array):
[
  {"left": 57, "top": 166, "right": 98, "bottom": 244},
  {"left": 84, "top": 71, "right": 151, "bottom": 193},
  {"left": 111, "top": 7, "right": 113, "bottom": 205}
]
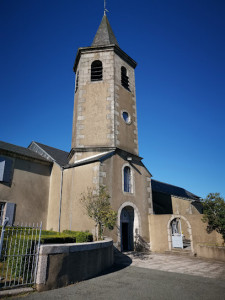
[{"left": 92, "top": 13, "right": 119, "bottom": 47}]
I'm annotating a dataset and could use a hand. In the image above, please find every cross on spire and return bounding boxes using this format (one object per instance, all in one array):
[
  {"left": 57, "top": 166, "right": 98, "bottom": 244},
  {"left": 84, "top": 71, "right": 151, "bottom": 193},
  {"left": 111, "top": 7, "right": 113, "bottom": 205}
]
[{"left": 104, "top": 0, "right": 108, "bottom": 15}]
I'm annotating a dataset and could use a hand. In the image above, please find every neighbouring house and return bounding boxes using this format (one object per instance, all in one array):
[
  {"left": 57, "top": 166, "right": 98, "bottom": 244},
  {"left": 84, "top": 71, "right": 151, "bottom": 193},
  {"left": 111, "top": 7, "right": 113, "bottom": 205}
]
[{"left": 0, "top": 14, "right": 223, "bottom": 254}]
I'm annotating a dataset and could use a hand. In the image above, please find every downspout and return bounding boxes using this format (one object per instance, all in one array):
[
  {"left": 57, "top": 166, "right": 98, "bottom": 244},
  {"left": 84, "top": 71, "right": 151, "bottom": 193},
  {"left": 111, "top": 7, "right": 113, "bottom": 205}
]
[{"left": 58, "top": 167, "right": 64, "bottom": 232}]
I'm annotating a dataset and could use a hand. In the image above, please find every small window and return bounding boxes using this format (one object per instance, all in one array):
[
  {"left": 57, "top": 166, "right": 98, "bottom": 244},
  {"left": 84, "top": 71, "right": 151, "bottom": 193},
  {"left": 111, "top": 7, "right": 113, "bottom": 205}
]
[
  {"left": 124, "top": 166, "right": 132, "bottom": 193},
  {"left": 91, "top": 60, "right": 103, "bottom": 81},
  {"left": 121, "top": 66, "right": 129, "bottom": 90},
  {"left": 75, "top": 71, "right": 79, "bottom": 92},
  {"left": 0, "top": 157, "right": 13, "bottom": 183},
  {"left": 122, "top": 111, "right": 131, "bottom": 124}
]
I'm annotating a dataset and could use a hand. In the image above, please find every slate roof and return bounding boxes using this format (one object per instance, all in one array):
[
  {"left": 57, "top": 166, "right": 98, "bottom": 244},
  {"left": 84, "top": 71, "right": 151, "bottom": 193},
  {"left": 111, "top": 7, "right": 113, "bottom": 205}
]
[
  {"left": 92, "top": 15, "right": 119, "bottom": 47},
  {"left": 0, "top": 141, "right": 50, "bottom": 163},
  {"left": 151, "top": 179, "right": 200, "bottom": 200},
  {"left": 30, "top": 142, "right": 69, "bottom": 166},
  {"left": 64, "top": 150, "right": 115, "bottom": 169}
]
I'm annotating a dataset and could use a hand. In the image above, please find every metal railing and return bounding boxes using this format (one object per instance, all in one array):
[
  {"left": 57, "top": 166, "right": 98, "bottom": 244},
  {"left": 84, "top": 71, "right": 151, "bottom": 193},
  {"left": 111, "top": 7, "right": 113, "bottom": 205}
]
[{"left": 0, "top": 220, "right": 42, "bottom": 289}]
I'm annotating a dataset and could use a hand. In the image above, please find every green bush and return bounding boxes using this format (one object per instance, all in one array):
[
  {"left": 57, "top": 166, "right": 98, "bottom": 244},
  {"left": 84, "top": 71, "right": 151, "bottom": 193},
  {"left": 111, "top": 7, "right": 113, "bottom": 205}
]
[
  {"left": 63, "top": 230, "right": 93, "bottom": 243},
  {"left": 40, "top": 235, "right": 76, "bottom": 244},
  {"left": 39, "top": 229, "right": 93, "bottom": 244}
]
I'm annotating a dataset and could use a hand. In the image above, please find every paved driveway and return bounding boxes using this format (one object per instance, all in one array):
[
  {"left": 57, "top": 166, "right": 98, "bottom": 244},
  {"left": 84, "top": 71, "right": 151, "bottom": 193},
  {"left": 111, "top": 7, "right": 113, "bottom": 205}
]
[
  {"left": 10, "top": 251, "right": 225, "bottom": 300},
  {"left": 119, "top": 251, "right": 225, "bottom": 279}
]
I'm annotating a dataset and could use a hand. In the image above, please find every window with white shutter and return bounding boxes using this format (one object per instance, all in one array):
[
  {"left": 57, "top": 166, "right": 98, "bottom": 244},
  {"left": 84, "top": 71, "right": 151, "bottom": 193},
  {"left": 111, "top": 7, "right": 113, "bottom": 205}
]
[{"left": 0, "top": 157, "right": 13, "bottom": 183}]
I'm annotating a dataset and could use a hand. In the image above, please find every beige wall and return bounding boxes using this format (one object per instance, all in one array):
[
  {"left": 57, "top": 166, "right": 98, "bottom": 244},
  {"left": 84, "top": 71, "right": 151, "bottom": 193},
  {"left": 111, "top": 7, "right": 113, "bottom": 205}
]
[
  {"left": 59, "top": 162, "right": 98, "bottom": 234},
  {"left": 0, "top": 155, "right": 50, "bottom": 228},
  {"left": 171, "top": 196, "right": 201, "bottom": 215},
  {"left": 46, "top": 163, "right": 62, "bottom": 231},
  {"left": 56, "top": 151, "right": 152, "bottom": 247},
  {"left": 114, "top": 53, "right": 138, "bottom": 155},
  {"left": 196, "top": 244, "right": 225, "bottom": 261},
  {"left": 115, "top": 85, "right": 138, "bottom": 154},
  {"left": 71, "top": 49, "right": 115, "bottom": 149},
  {"left": 149, "top": 214, "right": 223, "bottom": 253},
  {"left": 71, "top": 48, "right": 139, "bottom": 156},
  {"left": 103, "top": 153, "right": 151, "bottom": 245}
]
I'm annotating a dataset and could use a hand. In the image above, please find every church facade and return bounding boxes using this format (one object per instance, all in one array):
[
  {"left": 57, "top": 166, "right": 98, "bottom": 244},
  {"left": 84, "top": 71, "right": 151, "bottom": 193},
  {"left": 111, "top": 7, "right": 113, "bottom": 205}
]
[{"left": 0, "top": 15, "right": 222, "bottom": 253}]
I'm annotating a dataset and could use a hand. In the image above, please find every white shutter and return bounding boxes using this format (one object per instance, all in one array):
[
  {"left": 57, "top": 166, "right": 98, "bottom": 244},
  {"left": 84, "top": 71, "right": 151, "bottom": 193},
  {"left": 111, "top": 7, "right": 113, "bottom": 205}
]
[
  {"left": 5, "top": 203, "right": 16, "bottom": 226},
  {"left": 0, "top": 160, "right": 5, "bottom": 181}
]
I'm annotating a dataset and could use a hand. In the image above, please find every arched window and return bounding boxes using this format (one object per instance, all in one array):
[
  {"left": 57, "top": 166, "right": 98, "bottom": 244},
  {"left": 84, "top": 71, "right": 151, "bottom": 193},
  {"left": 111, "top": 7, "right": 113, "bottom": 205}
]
[
  {"left": 124, "top": 166, "right": 132, "bottom": 192},
  {"left": 91, "top": 60, "right": 103, "bottom": 81},
  {"left": 121, "top": 66, "right": 129, "bottom": 90},
  {"left": 75, "top": 71, "right": 79, "bottom": 92}
]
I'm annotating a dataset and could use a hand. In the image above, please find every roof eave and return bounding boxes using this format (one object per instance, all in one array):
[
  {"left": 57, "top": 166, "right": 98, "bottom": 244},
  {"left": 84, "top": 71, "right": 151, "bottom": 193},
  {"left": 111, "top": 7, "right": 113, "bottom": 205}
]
[
  {"left": 73, "top": 44, "right": 137, "bottom": 73},
  {"left": 0, "top": 148, "right": 52, "bottom": 166}
]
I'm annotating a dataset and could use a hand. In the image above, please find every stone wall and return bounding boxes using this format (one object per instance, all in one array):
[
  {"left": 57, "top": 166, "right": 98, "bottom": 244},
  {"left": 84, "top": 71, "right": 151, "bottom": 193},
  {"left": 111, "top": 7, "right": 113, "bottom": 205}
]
[
  {"left": 149, "top": 214, "right": 222, "bottom": 254},
  {"left": 36, "top": 238, "right": 114, "bottom": 291},
  {"left": 196, "top": 244, "right": 225, "bottom": 262},
  {"left": 71, "top": 48, "right": 115, "bottom": 150}
]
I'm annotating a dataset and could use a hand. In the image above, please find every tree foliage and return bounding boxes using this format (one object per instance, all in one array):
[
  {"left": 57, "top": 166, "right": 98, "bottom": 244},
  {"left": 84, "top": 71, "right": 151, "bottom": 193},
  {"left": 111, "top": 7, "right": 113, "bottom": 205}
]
[
  {"left": 80, "top": 186, "right": 117, "bottom": 240},
  {"left": 202, "top": 193, "right": 225, "bottom": 243}
]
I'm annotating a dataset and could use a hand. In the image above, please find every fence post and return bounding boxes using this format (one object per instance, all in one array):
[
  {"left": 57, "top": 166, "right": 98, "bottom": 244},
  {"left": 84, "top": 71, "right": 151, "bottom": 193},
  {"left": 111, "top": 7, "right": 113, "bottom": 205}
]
[{"left": 0, "top": 217, "right": 9, "bottom": 259}]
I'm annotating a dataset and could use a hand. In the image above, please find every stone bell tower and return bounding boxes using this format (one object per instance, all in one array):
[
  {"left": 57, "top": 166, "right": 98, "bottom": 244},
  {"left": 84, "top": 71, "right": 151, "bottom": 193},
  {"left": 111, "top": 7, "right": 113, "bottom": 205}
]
[{"left": 70, "top": 14, "right": 139, "bottom": 161}]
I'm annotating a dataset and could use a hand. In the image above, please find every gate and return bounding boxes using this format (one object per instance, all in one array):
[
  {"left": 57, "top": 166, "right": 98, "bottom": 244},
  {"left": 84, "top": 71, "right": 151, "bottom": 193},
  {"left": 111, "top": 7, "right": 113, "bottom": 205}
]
[
  {"left": 0, "top": 218, "right": 42, "bottom": 289},
  {"left": 171, "top": 218, "right": 183, "bottom": 249}
]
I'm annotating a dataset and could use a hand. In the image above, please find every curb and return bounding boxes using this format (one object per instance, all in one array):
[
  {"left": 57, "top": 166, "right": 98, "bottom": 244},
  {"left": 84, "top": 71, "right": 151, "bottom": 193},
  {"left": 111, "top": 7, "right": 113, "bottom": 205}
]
[{"left": 0, "top": 287, "right": 34, "bottom": 297}]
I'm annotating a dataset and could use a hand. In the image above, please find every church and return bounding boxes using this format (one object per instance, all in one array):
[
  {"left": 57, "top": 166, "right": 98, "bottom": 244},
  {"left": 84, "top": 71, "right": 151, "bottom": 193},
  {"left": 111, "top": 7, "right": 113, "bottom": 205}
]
[{"left": 0, "top": 14, "right": 222, "bottom": 253}]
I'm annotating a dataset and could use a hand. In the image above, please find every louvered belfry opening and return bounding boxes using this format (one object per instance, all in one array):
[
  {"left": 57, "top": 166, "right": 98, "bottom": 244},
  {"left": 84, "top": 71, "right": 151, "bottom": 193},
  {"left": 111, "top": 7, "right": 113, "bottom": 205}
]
[
  {"left": 121, "top": 66, "right": 129, "bottom": 90},
  {"left": 91, "top": 60, "right": 103, "bottom": 81}
]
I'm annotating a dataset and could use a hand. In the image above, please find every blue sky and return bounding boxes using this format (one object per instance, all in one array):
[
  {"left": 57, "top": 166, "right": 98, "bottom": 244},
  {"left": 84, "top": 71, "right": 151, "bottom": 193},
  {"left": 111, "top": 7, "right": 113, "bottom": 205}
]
[{"left": 1, "top": 0, "right": 224, "bottom": 198}]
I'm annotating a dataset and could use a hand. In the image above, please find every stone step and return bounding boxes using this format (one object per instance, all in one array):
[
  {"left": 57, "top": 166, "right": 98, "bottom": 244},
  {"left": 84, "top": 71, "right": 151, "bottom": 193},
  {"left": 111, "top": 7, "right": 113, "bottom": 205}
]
[{"left": 165, "top": 249, "right": 193, "bottom": 256}]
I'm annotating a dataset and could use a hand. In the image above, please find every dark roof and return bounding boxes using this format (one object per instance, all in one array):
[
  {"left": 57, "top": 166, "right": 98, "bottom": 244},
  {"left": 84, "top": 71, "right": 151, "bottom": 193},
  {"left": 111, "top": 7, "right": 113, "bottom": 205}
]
[
  {"left": 29, "top": 142, "right": 69, "bottom": 166},
  {"left": 64, "top": 150, "right": 115, "bottom": 169},
  {"left": 0, "top": 141, "right": 50, "bottom": 163},
  {"left": 151, "top": 179, "right": 200, "bottom": 200},
  {"left": 92, "top": 15, "right": 119, "bottom": 47}
]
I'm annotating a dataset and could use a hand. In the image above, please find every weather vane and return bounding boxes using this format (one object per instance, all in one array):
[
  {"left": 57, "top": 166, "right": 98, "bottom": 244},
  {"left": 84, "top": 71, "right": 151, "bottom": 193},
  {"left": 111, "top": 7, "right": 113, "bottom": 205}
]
[{"left": 104, "top": 0, "right": 109, "bottom": 15}]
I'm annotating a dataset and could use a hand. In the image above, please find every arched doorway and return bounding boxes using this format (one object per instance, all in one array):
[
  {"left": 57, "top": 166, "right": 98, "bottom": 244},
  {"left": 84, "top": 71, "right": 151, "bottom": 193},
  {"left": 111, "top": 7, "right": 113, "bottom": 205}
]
[
  {"left": 118, "top": 202, "right": 141, "bottom": 252},
  {"left": 167, "top": 215, "right": 193, "bottom": 252},
  {"left": 120, "top": 206, "right": 134, "bottom": 251}
]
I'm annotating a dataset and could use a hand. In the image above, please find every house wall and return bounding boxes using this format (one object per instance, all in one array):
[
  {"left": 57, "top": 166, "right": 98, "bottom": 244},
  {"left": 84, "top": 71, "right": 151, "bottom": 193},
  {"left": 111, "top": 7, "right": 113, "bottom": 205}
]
[
  {"left": 149, "top": 214, "right": 223, "bottom": 253},
  {"left": 0, "top": 155, "right": 50, "bottom": 228}
]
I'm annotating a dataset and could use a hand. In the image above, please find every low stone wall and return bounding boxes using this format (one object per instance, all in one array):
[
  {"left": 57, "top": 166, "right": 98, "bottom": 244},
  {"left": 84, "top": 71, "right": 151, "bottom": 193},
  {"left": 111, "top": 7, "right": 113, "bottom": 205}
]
[
  {"left": 196, "top": 244, "right": 225, "bottom": 262},
  {"left": 36, "top": 238, "right": 114, "bottom": 291}
]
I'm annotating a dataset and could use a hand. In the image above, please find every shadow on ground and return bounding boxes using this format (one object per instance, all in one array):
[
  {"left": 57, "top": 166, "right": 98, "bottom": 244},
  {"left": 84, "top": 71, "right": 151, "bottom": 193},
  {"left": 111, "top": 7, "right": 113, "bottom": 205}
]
[{"left": 96, "top": 247, "right": 132, "bottom": 277}]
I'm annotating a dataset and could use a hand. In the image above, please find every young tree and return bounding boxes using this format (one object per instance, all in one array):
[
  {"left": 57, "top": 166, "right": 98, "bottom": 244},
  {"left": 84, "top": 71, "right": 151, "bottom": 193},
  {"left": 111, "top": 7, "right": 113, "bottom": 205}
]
[
  {"left": 202, "top": 193, "right": 225, "bottom": 243},
  {"left": 80, "top": 186, "right": 117, "bottom": 240}
]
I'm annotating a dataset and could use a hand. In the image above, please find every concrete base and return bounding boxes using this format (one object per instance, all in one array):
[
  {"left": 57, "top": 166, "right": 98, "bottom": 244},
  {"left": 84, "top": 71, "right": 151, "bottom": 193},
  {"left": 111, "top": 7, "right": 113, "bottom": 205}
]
[
  {"left": 36, "top": 238, "right": 114, "bottom": 291},
  {"left": 0, "top": 287, "right": 33, "bottom": 297}
]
